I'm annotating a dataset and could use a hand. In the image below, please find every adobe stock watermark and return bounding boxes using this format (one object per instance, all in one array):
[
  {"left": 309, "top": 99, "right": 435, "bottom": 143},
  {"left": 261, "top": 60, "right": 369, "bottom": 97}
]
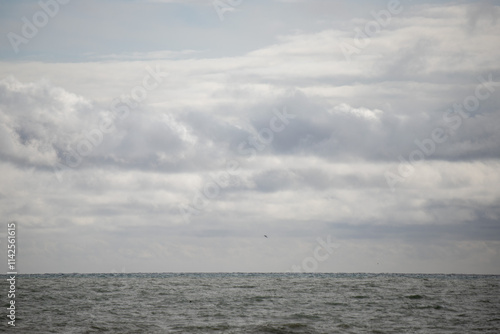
[
  {"left": 178, "top": 107, "right": 295, "bottom": 223},
  {"left": 286, "top": 235, "right": 338, "bottom": 273},
  {"left": 6, "top": 222, "right": 17, "bottom": 327},
  {"left": 7, "top": 0, "right": 70, "bottom": 54},
  {"left": 339, "top": 0, "right": 404, "bottom": 62},
  {"left": 53, "top": 65, "right": 167, "bottom": 182},
  {"left": 385, "top": 73, "right": 499, "bottom": 191},
  {"left": 213, "top": 0, "right": 243, "bottom": 21}
]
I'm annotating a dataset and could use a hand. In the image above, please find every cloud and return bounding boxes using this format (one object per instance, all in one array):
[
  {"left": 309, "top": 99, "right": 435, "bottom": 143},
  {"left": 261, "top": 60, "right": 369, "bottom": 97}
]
[
  {"left": 0, "top": 77, "right": 95, "bottom": 167},
  {"left": 1, "top": 1, "right": 500, "bottom": 274}
]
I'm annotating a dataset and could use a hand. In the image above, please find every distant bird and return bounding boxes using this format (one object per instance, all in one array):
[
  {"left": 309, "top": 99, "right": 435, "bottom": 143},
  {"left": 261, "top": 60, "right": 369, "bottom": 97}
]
[{"left": 264, "top": 235, "right": 268, "bottom": 238}]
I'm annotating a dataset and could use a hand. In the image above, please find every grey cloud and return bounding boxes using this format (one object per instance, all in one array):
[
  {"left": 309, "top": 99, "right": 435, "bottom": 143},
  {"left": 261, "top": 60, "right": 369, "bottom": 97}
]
[
  {"left": 2, "top": 70, "right": 499, "bottom": 181},
  {"left": 466, "top": 0, "right": 499, "bottom": 30},
  {"left": 252, "top": 169, "right": 297, "bottom": 193},
  {"left": 0, "top": 77, "right": 95, "bottom": 167}
]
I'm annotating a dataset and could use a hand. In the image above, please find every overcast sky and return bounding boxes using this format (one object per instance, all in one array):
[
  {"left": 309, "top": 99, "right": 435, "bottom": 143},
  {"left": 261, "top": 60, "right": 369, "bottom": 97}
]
[{"left": 0, "top": 0, "right": 499, "bottom": 274}]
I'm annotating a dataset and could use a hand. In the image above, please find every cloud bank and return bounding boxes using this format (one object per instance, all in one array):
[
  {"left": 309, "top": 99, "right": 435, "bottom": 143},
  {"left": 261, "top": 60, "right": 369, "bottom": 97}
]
[{"left": 0, "top": 0, "right": 499, "bottom": 274}]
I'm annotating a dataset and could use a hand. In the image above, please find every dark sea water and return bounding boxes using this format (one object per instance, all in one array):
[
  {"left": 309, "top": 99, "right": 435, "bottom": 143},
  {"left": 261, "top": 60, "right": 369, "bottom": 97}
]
[{"left": 1, "top": 273, "right": 499, "bottom": 333}]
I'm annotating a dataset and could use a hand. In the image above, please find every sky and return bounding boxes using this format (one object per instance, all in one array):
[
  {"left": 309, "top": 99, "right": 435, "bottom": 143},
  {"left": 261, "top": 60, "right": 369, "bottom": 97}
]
[{"left": 0, "top": 0, "right": 499, "bottom": 274}]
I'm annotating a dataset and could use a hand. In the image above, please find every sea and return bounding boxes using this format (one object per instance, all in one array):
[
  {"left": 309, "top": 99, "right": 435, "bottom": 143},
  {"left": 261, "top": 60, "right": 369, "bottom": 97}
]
[{"left": 1, "top": 273, "right": 499, "bottom": 333}]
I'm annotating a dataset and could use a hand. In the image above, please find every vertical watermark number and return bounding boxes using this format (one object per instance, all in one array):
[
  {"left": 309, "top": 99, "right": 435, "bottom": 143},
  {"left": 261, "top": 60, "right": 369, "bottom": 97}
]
[{"left": 7, "top": 222, "right": 17, "bottom": 327}]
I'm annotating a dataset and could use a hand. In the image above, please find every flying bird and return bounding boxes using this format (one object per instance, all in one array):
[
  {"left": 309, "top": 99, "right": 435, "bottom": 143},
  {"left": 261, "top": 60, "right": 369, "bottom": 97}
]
[{"left": 264, "top": 235, "right": 268, "bottom": 238}]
